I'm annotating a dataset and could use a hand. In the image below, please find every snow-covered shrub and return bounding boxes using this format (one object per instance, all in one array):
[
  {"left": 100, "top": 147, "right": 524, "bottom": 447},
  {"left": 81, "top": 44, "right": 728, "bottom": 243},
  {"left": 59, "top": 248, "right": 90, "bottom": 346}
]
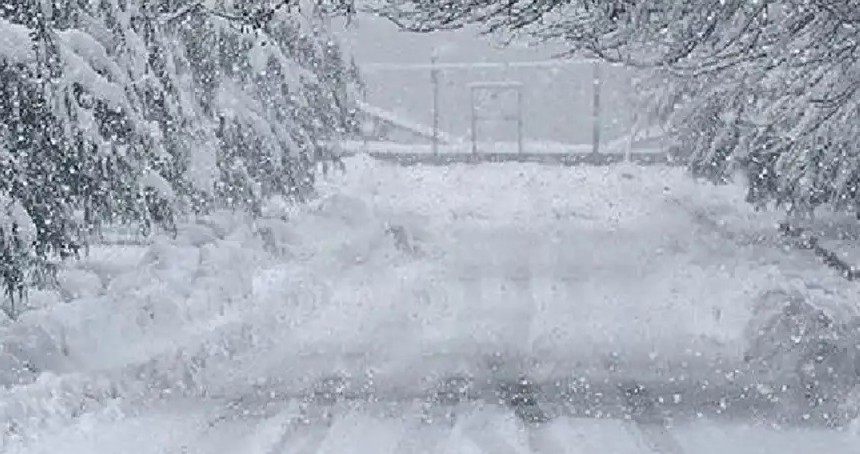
[
  {"left": 0, "top": 206, "right": 291, "bottom": 446},
  {"left": 745, "top": 289, "right": 860, "bottom": 425}
]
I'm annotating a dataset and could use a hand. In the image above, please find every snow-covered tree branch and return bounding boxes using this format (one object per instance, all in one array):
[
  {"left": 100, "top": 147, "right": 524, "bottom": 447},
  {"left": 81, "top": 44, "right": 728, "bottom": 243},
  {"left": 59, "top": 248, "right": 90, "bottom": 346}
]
[
  {"left": 0, "top": 0, "right": 361, "bottom": 314},
  {"left": 158, "top": 0, "right": 357, "bottom": 28},
  {"left": 373, "top": 0, "right": 860, "bottom": 217}
]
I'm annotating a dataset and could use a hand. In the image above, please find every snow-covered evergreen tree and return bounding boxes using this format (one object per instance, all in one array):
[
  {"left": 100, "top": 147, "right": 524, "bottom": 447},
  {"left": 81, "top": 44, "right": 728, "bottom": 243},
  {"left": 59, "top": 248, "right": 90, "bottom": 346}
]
[{"left": 0, "top": 0, "right": 360, "bottom": 315}]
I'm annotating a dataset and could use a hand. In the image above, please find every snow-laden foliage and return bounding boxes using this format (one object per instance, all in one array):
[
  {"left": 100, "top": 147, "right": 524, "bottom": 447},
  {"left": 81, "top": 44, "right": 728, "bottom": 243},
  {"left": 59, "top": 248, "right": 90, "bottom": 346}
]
[
  {"left": 371, "top": 0, "right": 860, "bottom": 216},
  {"left": 628, "top": 3, "right": 860, "bottom": 218},
  {"left": 0, "top": 1, "right": 360, "bottom": 312},
  {"left": 0, "top": 193, "right": 38, "bottom": 313}
]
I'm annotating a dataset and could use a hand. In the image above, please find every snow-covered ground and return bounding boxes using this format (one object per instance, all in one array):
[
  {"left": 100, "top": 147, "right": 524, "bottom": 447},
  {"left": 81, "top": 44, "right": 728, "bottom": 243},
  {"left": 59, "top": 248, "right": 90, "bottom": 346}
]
[
  {"left": 2, "top": 155, "right": 859, "bottom": 453},
  {"left": 339, "top": 138, "right": 657, "bottom": 155}
]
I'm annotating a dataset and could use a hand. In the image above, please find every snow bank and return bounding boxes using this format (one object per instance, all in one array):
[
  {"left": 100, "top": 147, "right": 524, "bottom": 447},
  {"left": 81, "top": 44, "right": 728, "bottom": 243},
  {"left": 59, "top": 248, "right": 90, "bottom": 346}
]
[
  {"left": 0, "top": 210, "right": 263, "bottom": 446},
  {"left": 0, "top": 181, "right": 424, "bottom": 447}
]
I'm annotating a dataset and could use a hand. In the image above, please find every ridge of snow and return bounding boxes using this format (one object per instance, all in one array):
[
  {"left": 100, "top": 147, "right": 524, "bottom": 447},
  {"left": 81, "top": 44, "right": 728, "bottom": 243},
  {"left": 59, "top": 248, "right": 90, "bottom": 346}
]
[{"left": 356, "top": 99, "right": 462, "bottom": 144}]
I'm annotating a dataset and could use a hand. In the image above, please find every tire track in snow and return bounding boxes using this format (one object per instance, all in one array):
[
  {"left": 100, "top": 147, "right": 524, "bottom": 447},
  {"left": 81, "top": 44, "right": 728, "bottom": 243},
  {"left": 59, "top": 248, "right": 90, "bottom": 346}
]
[
  {"left": 197, "top": 382, "right": 684, "bottom": 454},
  {"left": 192, "top": 397, "right": 334, "bottom": 454}
]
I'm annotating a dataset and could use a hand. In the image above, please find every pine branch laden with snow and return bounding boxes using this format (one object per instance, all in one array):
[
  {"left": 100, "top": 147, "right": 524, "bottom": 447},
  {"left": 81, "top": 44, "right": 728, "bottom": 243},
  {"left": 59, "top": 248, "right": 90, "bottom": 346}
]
[
  {"left": 0, "top": 192, "right": 38, "bottom": 316},
  {"left": 375, "top": 0, "right": 860, "bottom": 215},
  {"left": 0, "top": 1, "right": 360, "bottom": 303},
  {"left": 177, "top": 0, "right": 362, "bottom": 205},
  {"left": 157, "top": 0, "right": 356, "bottom": 30}
]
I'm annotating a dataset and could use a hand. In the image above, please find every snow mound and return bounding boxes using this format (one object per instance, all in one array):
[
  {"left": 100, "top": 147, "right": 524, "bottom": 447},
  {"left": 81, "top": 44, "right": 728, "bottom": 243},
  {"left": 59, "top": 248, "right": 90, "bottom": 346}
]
[
  {"left": 0, "top": 211, "right": 266, "bottom": 444},
  {"left": 0, "top": 188, "right": 428, "bottom": 446}
]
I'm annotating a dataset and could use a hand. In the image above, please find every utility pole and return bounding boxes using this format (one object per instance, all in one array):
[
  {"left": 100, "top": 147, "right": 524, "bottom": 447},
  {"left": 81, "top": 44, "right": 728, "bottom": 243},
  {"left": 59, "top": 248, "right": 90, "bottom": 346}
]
[
  {"left": 592, "top": 61, "right": 601, "bottom": 155},
  {"left": 431, "top": 49, "right": 440, "bottom": 155}
]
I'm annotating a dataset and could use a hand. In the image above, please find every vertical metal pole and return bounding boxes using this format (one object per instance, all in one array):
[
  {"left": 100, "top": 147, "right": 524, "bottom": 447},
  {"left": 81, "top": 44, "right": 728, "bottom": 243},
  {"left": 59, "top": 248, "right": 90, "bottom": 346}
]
[
  {"left": 470, "top": 87, "right": 478, "bottom": 154},
  {"left": 592, "top": 61, "right": 601, "bottom": 154},
  {"left": 516, "top": 88, "right": 523, "bottom": 154},
  {"left": 431, "top": 51, "right": 440, "bottom": 155},
  {"left": 362, "top": 79, "right": 369, "bottom": 151},
  {"left": 625, "top": 68, "right": 634, "bottom": 163}
]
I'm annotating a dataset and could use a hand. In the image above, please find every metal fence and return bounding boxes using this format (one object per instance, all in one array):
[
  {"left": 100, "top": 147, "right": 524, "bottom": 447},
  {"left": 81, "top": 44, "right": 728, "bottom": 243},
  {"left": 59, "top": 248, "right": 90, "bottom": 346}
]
[{"left": 358, "top": 58, "right": 641, "bottom": 154}]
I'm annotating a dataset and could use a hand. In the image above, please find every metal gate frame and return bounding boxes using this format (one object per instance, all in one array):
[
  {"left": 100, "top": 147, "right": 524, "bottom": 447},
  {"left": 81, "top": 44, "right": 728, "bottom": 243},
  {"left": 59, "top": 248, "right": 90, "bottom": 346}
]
[{"left": 468, "top": 81, "right": 524, "bottom": 155}]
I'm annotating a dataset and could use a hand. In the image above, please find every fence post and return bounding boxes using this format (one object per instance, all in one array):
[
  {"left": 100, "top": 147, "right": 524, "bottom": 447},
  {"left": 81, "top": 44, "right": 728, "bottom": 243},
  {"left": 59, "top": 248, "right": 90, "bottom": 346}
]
[
  {"left": 470, "top": 86, "right": 478, "bottom": 155},
  {"left": 431, "top": 50, "right": 440, "bottom": 155},
  {"left": 592, "top": 61, "right": 601, "bottom": 155},
  {"left": 625, "top": 68, "right": 634, "bottom": 162},
  {"left": 517, "top": 88, "right": 523, "bottom": 154}
]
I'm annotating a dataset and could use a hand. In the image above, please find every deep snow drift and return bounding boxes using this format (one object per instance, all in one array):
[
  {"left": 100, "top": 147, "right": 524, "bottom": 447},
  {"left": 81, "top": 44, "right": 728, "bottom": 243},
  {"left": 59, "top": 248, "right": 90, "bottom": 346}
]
[{"left": 2, "top": 155, "right": 859, "bottom": 453}]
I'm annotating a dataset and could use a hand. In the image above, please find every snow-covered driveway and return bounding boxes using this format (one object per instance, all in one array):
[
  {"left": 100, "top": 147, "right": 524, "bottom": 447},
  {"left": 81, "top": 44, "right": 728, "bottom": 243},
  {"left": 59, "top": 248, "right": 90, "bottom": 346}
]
[
  {"left": 4, "top": 156, "right": 858, "bottom": 453},
  {"left": 12, "top": 397, "right": 858, "bottom": 454}
]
